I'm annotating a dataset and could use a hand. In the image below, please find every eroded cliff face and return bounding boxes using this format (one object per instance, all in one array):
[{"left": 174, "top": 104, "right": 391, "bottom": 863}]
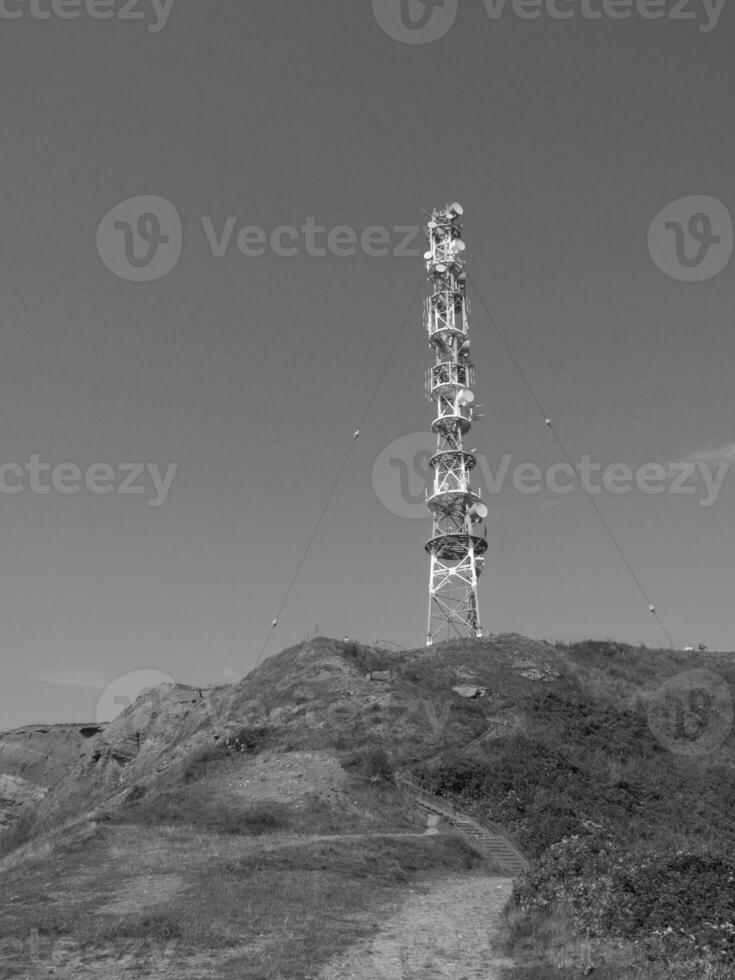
[
  {"left": 0, "top": 724, "right": 103, "bottom": 826},
  {"left": 0, "top": 634, "right": 569, "bottom": 830},
  {"left": 83, "top": 685, "right": 214, "bottom": 781}
]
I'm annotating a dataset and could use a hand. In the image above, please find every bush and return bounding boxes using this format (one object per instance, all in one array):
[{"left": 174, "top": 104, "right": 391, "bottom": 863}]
[
  {"left": 115, "top": 788, "right": 288, "bottom": 836},
  {"left": 222, "top": 726, "right": 273, "bottom": 754},
  {"left": 0, "top": 809, "right": 37, "bottom": 857},
  {"left": 182, "top": 726, "right": 273, "bottom": 782},
  {"left": 232, "top": 802, "right": 287, "bottom": 836},
  {"left": 123, "top": 783, "right": 146, "bottom": 805},
  {"left": 508, "top": 826, "right": 735, "bottom": 971},
  {"left": 341, "top": 641, "right": 391, "bottom": 675},
  {"left": 413, "top": 672, "right": 735, "bottom": 977},
  {"left": 343, "top": 746, "right": 394, "bottom": 783},
  {"left": 181, "top": 744, "right": 230, "bottom": 781}
]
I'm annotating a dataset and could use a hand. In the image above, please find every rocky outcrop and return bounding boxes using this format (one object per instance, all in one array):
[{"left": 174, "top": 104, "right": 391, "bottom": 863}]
[
  {"left": 0, "top": 723, "right": 103, "bottom": 826},
  {"left": 0, "top": 633, "right": 585, "bottom": 830}
]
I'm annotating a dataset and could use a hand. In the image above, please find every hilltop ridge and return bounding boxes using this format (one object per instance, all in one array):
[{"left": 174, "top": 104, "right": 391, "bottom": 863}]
[
  {"left": 0, "top": 633, "right": 734, "bottom": 978},
  {"left": 2, "top": 632, "right": 733, "bottom": 835}
]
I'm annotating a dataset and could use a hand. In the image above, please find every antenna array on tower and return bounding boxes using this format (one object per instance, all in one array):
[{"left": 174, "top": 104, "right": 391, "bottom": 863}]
[{"left": 423, "top": 203, "right": 487, "bottom": 645}]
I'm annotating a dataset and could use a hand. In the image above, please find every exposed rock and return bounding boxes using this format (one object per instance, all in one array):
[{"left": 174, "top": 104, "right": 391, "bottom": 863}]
[
  {"left": 514, "top": 667, "right": 553, "bottom": 681},
  {"left": 0, "top": 634, "right": 565, "bottom": 830},
  {"left": 0, "top": 723, "right": 102, "bottom": 827},
  {"left": 452, "top": 685, "right": 488, "bottom": 699},
  {"left": 0, "top": 774, "right": 47, "bottom": 826}
]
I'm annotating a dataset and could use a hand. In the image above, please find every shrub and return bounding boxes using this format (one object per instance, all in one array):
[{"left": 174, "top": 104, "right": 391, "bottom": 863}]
[
  {"left": 182, "top": 726, "right": 273, "bottom": 782},
  {"left": 221, "top": 725, "right": 273, "bottom": 754},
  {"left": 115, "top": 789, "right": 288, "bottom": 836},
  {"left": 414, "top": 669, "right": 735, "bottom": 978},
  {"left": 123, "top": 783, "right": 146, "bottom": 805},
  {"left": 233, "top": 802, "right": 288, "bottom": 836},
  {"left": 341, "top": 642, "right": 391, "bottom": 675},
  {"left": 0, "top": 808, "right": 37, "bottom": 858},
  {"left": 343, "top": 746, "right": 394, "bottom": 783},
  {"left": 509, "top": 827, "right": 735, "bottom": 970},
  {"left": 181, "top": 744, "right": 230, "bottom": 781}
]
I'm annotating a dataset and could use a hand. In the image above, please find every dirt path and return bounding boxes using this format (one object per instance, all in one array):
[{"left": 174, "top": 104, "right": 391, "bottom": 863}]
[
  {"left": 252, "top": 809, "right": 444, "bottom": 851},
  {"left": 317, "top": 873, "right": 514, "bottom": 980}
]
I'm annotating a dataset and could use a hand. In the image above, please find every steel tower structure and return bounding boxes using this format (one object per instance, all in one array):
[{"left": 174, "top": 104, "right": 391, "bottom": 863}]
[{"left": 423, "top": 203, "right": 488, "bottom": 645}]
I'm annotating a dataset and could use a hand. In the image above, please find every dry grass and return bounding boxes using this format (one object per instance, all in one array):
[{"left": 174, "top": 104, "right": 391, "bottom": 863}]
[
  {"left": 6, "top": 634, "right": 733, "bottom": 978},
  {"left": 0, "top": 801, "right": 487, "bottom": 979}
]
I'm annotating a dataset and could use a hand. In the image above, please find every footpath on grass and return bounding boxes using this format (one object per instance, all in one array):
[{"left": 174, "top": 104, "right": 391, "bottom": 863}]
[{"left": 316, "top": 872, "right": 514, "bottom": 980}]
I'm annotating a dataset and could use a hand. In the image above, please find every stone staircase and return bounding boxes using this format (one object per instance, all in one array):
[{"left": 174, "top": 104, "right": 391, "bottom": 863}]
[{"left": 396, "top": 773, "right": 529, "bottom": 877}]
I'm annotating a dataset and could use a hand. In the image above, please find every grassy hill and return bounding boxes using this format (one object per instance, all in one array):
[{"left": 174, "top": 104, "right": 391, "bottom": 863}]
[
  {"left": 0, "top": 634, "right": 733, "bottom": 978},
  {"left": 409, "top": 639, "right": 735, "bottom": 978}
]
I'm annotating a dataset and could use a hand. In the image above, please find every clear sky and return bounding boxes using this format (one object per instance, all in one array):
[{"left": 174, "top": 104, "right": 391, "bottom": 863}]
[{"left": 1, "top": 0, "right": 734, "bottom": 729}]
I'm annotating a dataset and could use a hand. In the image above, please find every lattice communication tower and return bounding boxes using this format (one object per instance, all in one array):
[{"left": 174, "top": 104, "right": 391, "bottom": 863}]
[{"left": 423, "top": 203, "right": 488, "bottom": 645}]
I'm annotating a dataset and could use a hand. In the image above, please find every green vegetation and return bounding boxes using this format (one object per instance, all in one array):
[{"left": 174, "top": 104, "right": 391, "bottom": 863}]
[
  {"left": 342, "top": 745, "right": 395, "bottom": 783},
  {"left": 2, "top": 634, "right": 734, "bottom": 977},
  {"left": 341, "top": 640, "right": 392, "bottom": 675},
  {"left": 181, "top": 725, "right": 274, "bottom": 780},
  {"left": 0, "top": 810, "right": 36, "bottom": 859},
  {"left": 117, "top": 786, "right": 290, "bottom": 836},
  {"left": 410, "top": 639, "right": 735, "bottom": 978},
  {"left": 0, "top": 817, "right": 484, "bottom": 979}
]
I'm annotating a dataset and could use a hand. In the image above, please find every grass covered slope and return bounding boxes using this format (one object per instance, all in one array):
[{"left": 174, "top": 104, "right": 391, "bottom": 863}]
[
  {"left": 0, "top": 809, "right": 484, "bottom": 979},
  {"left": 408, "top": 639, "right": 735, "bottom": 978},
  {"left": 1, "top": 634, "right": 734, "bottom": 977},
  {"left": 0, "top": 736, "right": 488, "bottom": 979},
  {"left": 0, "top": 638, "right": 504, "bottom": 979}
]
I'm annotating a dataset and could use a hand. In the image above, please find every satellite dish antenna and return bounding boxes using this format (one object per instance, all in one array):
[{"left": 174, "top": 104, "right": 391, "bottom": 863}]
[
  {"left": 457, "top": 388, "right": 475, "bottom": 406},
  {"left": 452, "top": 239, "right": 466, "bottom": 253},
  {"left": 434, "top": 263, "right": 447, "bottom": 274},
  {"left": 469, "top": 502, "right": 488, "bottom": 522},
  {"left": 423, "top": 250, "right": 433, "bottom": 260},
  {"left": 449, "top": 202, "right": 464, "bottom": 216}
]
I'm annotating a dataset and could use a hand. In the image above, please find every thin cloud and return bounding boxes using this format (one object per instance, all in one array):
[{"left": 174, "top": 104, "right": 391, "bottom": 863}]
[
  {"left": 536, "top": 494, "right": 577, "bottom": 514},
  {"left": 37, "top": 666, "right": 110, "bottom": 690},
  {"left": 684, "top": 442, "right": 735, "bottom": 464}
]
